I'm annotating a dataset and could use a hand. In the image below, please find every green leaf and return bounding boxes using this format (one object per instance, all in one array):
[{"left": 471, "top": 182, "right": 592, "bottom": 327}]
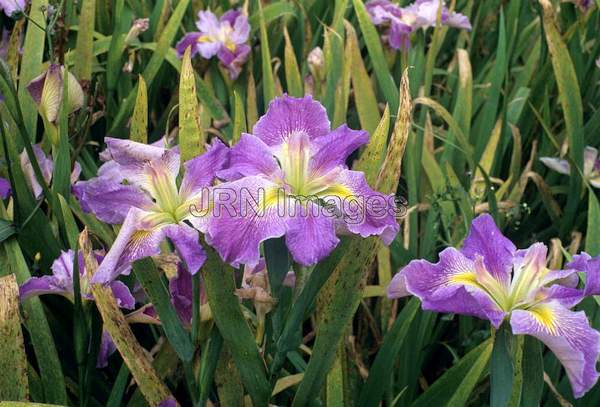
[
  {"left": 352, "top": 0, "right": 399, "bottom": 112},
  {"left": 179, "top": 47, "right": 205, "bottom": 162},
  {"left": 2, "top": 232, "right": 67, "bottom": 404},
  {"left": 133, "top": 258, "right": 194, "bottom": 362},
  {"left": 473, "top": 10, "right": 506, "bottom": 160},
  {"left": 539, "top": 0, "right": 584, "bottom": 236},
  {"left": 353, "top": 105, "right": 389, "bottom": 185},
  {"left": 292, "top": 237, "right": 381, "bottom": 407},
  {"left": 111, "top": 0, "right": 191, "bottom": 132},
  {"left": 323, "top": 0, "right": 347, "bottom": 115},
  {"left": 520, "top": 336, "right": 544, "bottom": 407},
  {"left": 0, "top": 274, "right": 29, "bottom": 401},
  {"left": 85, "top": 233, "right": 175, "bottom": 405},
  {"left": 412, "top": 339, "right": 493, "bottom": 407},
  {"left": 73, "top": 0, "right": 96, "bottom": 81},
  {"left": 270, "top": 238, "right": 352, "bottom": 380},
  {"left": 586, "top": 192, "right": 600, "bottom": 256},
  {"left": 491, "top": 324, "right": 514, "bottom": 407},
  {"left": 248, "top": 2, "right": 297, "bottom": 32},
  {"left": 357, "top": 298, "right": 419, "bottom": 406},
  {"left": 232, "top": 91, "right": 247, "bottom": 144},
  {"left": 199, "top": 328, "right": 224, "bottom": 407},
  {"left": 17, "top": 0, "right": 47, "bottom": 139},
  {"left": 258, "top": 0, "right": 275, "bottom": 110},
  {"left": 201, "top": 245, "right": 271, "bottom": 406},
  {"left": 0, "top": 219, "right": 16, "bottom": 243},
  {"left": 130, "top": 76, "right": 148, "bottom": 144},
  {"left": 264, "top": 237, "right": 292, "bottom": 341},
  {"left": 283, "top": 27, "right": 303, "bottom": 98},
  {"left": 346, "top": 21, "right": 380, "bottom": 135}
]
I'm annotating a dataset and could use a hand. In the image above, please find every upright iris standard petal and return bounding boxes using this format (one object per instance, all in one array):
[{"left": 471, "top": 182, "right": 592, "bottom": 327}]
[
  {"left": 461, "top": 214, "right": 516, "bottom": 284},
  {"left": 388, "top": 213, "right": 600, "bottom": 398},
  {"left": 217, "top": 134, "right": 280, "bottom": 181},
  {"left": 77, "top": 138, "right": 228, "bottom": 285},
  {"left": 252, "top": 95, "right": 330, "bottom": 146},
  {"left": 207, "top": 95, "right": 399, "bottom": 267},
  {"left": 175, "top": 8, "right": 250, "bottom": 79}
]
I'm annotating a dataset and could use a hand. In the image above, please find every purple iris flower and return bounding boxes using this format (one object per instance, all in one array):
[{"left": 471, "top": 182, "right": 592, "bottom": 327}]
[
  {"left": 19, "top": 249, "right": 135, "bottom": 309},
  {"left": 366, "top": 0, "right": 471, "bottom": 51},
  {"left": 540, "top": 146, "right": 600, "bottom": 189},
  {"left": 201, "top": 95, "right": 399, "bottom": 268},
  {"left": 175, "top": 9, "right": 250, "bottom": 80},
  {"left": 0, "top": 0, "right": 26, "bottom": 17},
  {"left": 388, "top": 214, "right": 600, "bottom": 398},
  {"left": 74, "top": 137, "right": 228, "bottom": 285}
]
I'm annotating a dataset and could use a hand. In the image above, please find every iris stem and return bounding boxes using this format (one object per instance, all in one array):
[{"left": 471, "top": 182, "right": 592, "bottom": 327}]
[{"left": 192, "top": 272, "right": 202, "bottom": 346}]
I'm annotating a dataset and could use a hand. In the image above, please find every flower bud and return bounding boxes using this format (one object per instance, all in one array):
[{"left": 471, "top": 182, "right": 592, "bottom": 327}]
[{"left": 26, "top": 64, "right": 84, "bottom": 124}]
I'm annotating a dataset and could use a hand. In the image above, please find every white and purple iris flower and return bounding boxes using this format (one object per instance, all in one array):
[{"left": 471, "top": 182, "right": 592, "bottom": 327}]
[
  {"left": 366, "top": 0, "right": 471, "bottom": 50},
  {"left": 202, "top": 95, "right": 399, "bottom": 268},
  {"left": 388, "top": 214, "right": 600, "bottom": 398},
  {"left": 540, "top": 146, "right": 600, "bottom": 189},
  {"left": 175, "top": 9, "right": 250, "bottom": 79},
  {"left": 74, "top": 137, "right": 228, "bottom": 285},
  {"left": 0, "top": 0, "right": 26, "bottom": 17},
  {"left": 19, "top": 249, "right": 135, "bottom": 309}
]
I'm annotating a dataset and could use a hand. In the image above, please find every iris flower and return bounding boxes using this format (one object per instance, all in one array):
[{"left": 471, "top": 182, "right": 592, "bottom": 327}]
[
  {"left": 388, "top": 214, "right": 600, "bottom": 398},
  {"left": 19, "top": 249, "right": 135, "bottom": 309},
  {"left": 202, "top": 95, "right": 399, "bottom": 267},
  {"left": 74, "top": 137, "right": 228, "bottom": 285},
  {"left": 176, "top": 9, "right": 250, "bottom": 79},
  {"left": 540, "top": 146, "right": 600, "bottom": 188},
  {"left": 366, "top": 0, "right": 471, "bottom": 50}
]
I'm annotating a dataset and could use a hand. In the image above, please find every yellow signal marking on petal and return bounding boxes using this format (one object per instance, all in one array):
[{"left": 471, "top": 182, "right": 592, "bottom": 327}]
[
  {"left": 224, "top": 40, "right": 236, "bottom": 52},
  {"left": 197, "top": 35, "right": 213, "bottom": 43},
  {"left": 449, "top": 271, "right": 479, "bottom": 286},
  {"left": 316, "top": 183, "right": 353, "bottom": 200},
  {"left": 128, "top": 230, "right": 156, "bottom": 251},
  {"left": 529, "top": 305, "right": 558, "bottom": 335}
]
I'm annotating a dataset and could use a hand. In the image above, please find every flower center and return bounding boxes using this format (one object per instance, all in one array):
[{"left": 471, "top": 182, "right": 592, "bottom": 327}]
[
  {"left": 275, "top": 131, "right": 313, "bottom": 197},
  {"left": 197, "top": 24, "right": 236, "bottom": 52}
]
